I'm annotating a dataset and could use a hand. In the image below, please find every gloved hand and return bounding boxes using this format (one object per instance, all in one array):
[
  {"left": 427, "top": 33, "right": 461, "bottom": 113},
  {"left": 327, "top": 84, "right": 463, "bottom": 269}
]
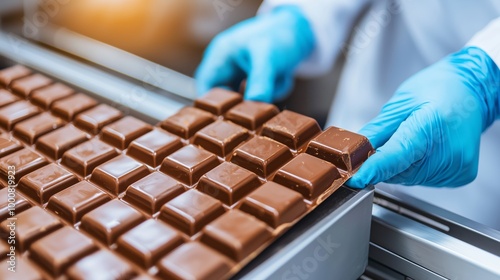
[
  {"left": 348, "top": 47, "right": 500, "bottom": 188},
  {"left": 195, "top": 6, "right": 315, "bottom": 103}
]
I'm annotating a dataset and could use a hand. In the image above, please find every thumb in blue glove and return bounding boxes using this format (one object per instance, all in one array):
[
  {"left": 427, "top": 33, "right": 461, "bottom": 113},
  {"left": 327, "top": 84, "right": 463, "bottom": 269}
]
[
  {"left": 348, "top": 47, "right": 500, "bottom": 188},
  {"left": 195, "top": 6, "right": 315, "bottom": 103}
]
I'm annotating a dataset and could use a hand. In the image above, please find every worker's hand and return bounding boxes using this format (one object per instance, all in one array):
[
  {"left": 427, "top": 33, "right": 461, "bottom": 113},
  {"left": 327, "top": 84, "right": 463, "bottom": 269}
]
[
  {"left": 348, "top": 47, "right": 500, "bottom": 188},
  {"left": 195, "top": 6, "right": 315, "bottom": 103}
]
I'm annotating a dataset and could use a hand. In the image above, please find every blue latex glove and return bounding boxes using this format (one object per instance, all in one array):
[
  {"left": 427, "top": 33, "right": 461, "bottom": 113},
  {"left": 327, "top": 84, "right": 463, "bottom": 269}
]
[
  {"left": 195, "top": 6, "right": 315, "bottom": 103},
  {"left": 348, "top": 47, "right": 500, "bottom": 188}
]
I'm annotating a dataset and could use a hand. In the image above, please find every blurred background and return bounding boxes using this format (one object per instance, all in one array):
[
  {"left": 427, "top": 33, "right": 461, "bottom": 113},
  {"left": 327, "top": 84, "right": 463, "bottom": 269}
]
[{"left": 0, "top": 0, "right": 341, "bottom": 127}]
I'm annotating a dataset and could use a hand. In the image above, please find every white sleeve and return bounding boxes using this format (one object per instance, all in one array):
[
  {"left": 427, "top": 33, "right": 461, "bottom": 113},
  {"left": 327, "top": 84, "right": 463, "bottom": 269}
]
[
  {"left": 259, "top": 0, "right": 371, "bottom": 77},
  {"left": 467, "top": 17, "right": 500, "bottom": 70}
]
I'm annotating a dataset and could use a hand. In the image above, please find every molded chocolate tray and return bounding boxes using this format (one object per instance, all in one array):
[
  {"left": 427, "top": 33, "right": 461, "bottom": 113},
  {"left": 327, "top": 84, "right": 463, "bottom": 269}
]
[{"left": 0, "top": 66, "right": 374, "bottom": 280}]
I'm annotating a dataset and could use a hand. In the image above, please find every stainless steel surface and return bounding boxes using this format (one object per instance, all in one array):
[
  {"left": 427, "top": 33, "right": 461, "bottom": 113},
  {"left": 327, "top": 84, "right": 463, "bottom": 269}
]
[
  {"left": 236, "top": 186, "right": 374, "bottom": 280},
  {"left": 371, "top": 203, "right": 500, "bottom": 280},
  {"left": 0, "top": 32, "right": 190, "bottom": 123}
]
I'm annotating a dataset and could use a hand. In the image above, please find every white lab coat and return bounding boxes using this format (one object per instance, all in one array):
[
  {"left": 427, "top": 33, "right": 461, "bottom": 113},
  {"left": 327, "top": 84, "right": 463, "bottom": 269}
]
[{"left": 260, "top": 0, "right": 500, "bottom": 230}]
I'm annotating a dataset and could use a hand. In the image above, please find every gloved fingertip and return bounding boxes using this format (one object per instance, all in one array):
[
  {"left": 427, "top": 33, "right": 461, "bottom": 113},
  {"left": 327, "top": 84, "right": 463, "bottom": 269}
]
[
  {"left": 345, "top": 176, "right": 366, "bottom": 189},
  {"left": 244, "top": 83, "right": 274, "bottom": 103}
]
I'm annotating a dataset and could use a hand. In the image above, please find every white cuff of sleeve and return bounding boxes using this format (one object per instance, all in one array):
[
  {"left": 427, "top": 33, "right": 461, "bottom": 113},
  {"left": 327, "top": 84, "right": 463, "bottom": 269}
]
[{"left": 467, "top": 17, "right": 500, "bottom": 70}]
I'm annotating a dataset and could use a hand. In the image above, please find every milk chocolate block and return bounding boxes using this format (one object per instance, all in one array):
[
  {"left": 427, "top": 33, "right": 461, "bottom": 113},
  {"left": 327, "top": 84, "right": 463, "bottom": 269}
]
[
  {"left": 193, "top": 120, "right": 249, "bottom": 157},
  {"left": 0, "top": 242, "right": 9, "bottom": 259},
  {"left": 0, "top": 258, "right": 43, "bottom": 280},
  {"left": 231, "top": 136, "right": 293, "bottom": 178},
  {"left": 67, "top": 250, "right": 137, "bottom": 280},
  {"left": 36, "top": 125, "right": 89, "bottom": 160},
  {"left": 0, "top": 188, "right": 31, "bottom": 222},
  {"left": 90, "top": 155, "right": 150, "bottom": 195},
  {"left": 261, "top": 110, "right": 321, "bottom": 150},
  {"left": 160, "top": 107, "right": 215, "bottom": 139},
  {"left": 306, "top": 126, "right": 374, "bottom": 172},
  {"left": 101, "top": 116, "right": 153, "bottom": 150},
  {"left": 30, "top": 83, "right": 74, "bottom": 109},
  {"left": 0, "top": 65, "right": 31, "bottom": 87},
  {"left": 123, "top": 172, "right": 184, "bottom": 215},
  {"left": 198, "top": 162, "right": 261, "bottom": 205},
  {"left": 47, "top": 181, "right": 110, "bottom": 224},
  {"left": 51, "top": 93, "right": 98, "bottom": 121},
  {"left": 0, "top": 148, "right": 48, "bottom": 183},
  {"left": 117, "top": 220, "right": 184, "bottom": 268},
  {"left": 30, "top": 227, "right": 97, "bottom": 276},
  {"left": 273, "top": 153, "right": 341, "bottom": 200},
  {"left": 239, "top": 181, "right": 307, "bottom": 227},
  {"left": 160, "top": 145, "right": 220, "bottom": 186},
  {"left": 127, "top": 129, "right": 183, "bottom": 167},
  {"left": 18, "top": 163, "right": 79, "bottom": 204},
  {"left": 10, "top": 73, "right": 52, "bottom": 98},
  {"left": 74, "top": 104, "right": 123, "bottom": 134},
  {"left": 194, "top": 88, "right": 243, "bottom": 115},
  {"left": 0, "top": 89, "right": 19, "bottom": 107},
  {"left": 13, "top": 112, "right": 65, "bottom": 144},
  {"left": 224, "top": 101, "right": 279, "bottom": 130},
  {"left": 158, "top": 242, "right": 234, "bottom": 280},
  {"left": 159, "top": 190, "right": 225, "bottom": 236},
  {"left": 0, "top": 136, "right": 23, "bottom": 158},
  {"left": 61, "top": 139, "right": 119, "bottom": 177},
  {"left": 201, "top": 210, "right": 271, "bottom": 261},
  {"left": 0, "top": 101, "right": 41, "bottom": 130},
  {"left": 81, "top": 200, "right": 144, "bottom": 245},
  {"left": 0, "top": 206, "right": 62, "bottom": 252}
]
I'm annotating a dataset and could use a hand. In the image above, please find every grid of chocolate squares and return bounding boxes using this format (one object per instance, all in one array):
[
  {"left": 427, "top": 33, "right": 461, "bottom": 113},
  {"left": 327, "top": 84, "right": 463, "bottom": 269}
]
[{"left": 0, "top": 65, "right": 373, "bottom": 280}]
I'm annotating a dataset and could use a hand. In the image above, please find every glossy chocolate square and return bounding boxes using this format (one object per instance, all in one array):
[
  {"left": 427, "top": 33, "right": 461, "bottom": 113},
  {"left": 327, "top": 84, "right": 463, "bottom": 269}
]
[
  {"left": 0, "top": 188, "right": 30, "bottom": 222},
  {"left": 51, "top": 93, "right": 97, "bottom": 121},
  {"left": 194, "top": 88, "right": 242, "bottom": 115},
  {"left": 197, "top": 162, "right": 260, "bottom": 205},
  {"left": 13, "top": 112, "right": 65, "bottom": 144},
  {"left": 0, "top": 65, "right": 31, "bottom": 87},
  {"left": 100, "top": 116, "right": 152, "bottom": 150},
  {"left": 61, "top": 139, "right": 119, "bottom": 177},
  {"left": 127, "top": 129, "right": 183, "bottom": 167},
  {"left": 0, "top": 136, "right": 23, "bottom": 158},
  {"left": 36, "top": 125, "right": 89, "bottom": 160},
  {"left": 74, "top": 104, "right": 123, "bottom": 134},
  {"left": 230, "top": 136, "right": 293, "bottom": 178},
  {"left": 0, "top": 101, "right": 41, "bottom": 130},
  {"left": 224, "top": 101, "right": 279, "bottom": 130},
  {"left": 0, "top": 148, "right": 48, "bottom": 183},
  {"left": 160, "top": 107, "right": 215, "bottom": 139},
  {"left": 192, "top": 120, "right": 249, "bottom": 157},
  {"left": 30, "top": 83, "right": 74, "bottom": 109},
  {"left": 67, "top": 250, "right": 137, "bottom": 280},
  {"left": 10, "top": 73, "right": 52, "bottom": 98},
  {"left": 160, "top": 145, "right": 219, "bottom": 186},
  {"left": 306, "top": 126, "right": 374, "bottom": 172},
  {"left": 0, "top": 89, "right": 19, "bottom": 107}
]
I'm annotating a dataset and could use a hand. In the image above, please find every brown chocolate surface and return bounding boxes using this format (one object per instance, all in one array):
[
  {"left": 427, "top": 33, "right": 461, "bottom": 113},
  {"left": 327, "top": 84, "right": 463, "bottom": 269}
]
[
  {"left": 0, "top": 101, "right": 41, "bottom": 130},
  {"left": 160, "top": 144, "right": 220, "bottom": 186},
  {"left": 10, "top": 73, "right": 52, "bottom": 98},
  {"left": 30, "top": 83, "right": 74, "bottom": 109},
  {"left": 198, "top": 162, "right": 261, "bottom": 206},
  {"left": 90, "top": 155, "right": 150, "bottom": 195},
  {"left": 36, "top": 125, "right": 89, "bottom": 160},
  {"left": 159, "top": 190, "right": 225, "bottom": 236},
  {"left": 61, "top": 138, "right": 119, "bottom": 177},
  {"left": 101, "top": 116, "right": 152, "bottom": 150},
  {"left": 0, "top": 206, "right": 62, "bottom": 252},
  {"left": 0, "top": 65, "right": 31, "bottom": 87},
  {"left": 0, "top": 148, "right": 48, "bottom": 183},
  {"left": 29, "top": 227, "right": 97, "bottom": 276},
  {"left": 51, "top": 93, "right": 98, "bottom": 121},
  {"left": 74, "top": 104, "right": 123, "bottom": 134},
  {"left": 158, "top": 242, "right": 234, "bottom": 280},
  {"left": 13, "top": 112, "right": 65, "bottom": 144},
  {"left": 306, "top": 126, "right": 374, "bottom": 172},
  {"left": 224, "top": 101, "right": 279, "bottom": 130},
  {"left": 116, "top": 219, "right": 183, "bottom": 268},
  {"left": 0, "top": 89, "right": 19, "bottom": 107},
  {"left": 123, "top": 172, "right": 184, "bottom": 215},
  {"left": 261, "top": 110, "right": 321, "bottom": 150},
  {"left": 66, "top": 250, "right": 137, "bottom": 280},
  {"left": 0, "top": 258, "right": 43, "bottom": 280},
  {"left": 201, "top": 209, "right": 271, "bottom": 261},
  {"left": 17, "top": 163, "right": 79, "bottom": 204},
  {"left": 160, "top": 107, "right": 215, "bottom": 139},
  {"left": 273, "top": 153, "right": 341, "bottom": 200},
  {"left": 80, "top": 199, "right": 144, "bottom": 245},
  {"left": 47, "top": 181, "right": 110, "bottom": 224},
  {"left": 0, "top": 136, "right": 23, "bottom": 158},
  {"left": 194, "top": 88, "right": 243, "bottom": 115},
  {"left": 230, "top": 136, "right": 293, "bottom": 178},
  {"left": 239, "top": 181, "right": 307, "bottom": 227},
  {"left": 0, "top": 187, "right": 31, "bottom": 222},
  {"left": 193, "top": 120, "right": 250, "bottom": 157},
  {"left": 127, "top": 128, "right": 183, "bottom": 167}
]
